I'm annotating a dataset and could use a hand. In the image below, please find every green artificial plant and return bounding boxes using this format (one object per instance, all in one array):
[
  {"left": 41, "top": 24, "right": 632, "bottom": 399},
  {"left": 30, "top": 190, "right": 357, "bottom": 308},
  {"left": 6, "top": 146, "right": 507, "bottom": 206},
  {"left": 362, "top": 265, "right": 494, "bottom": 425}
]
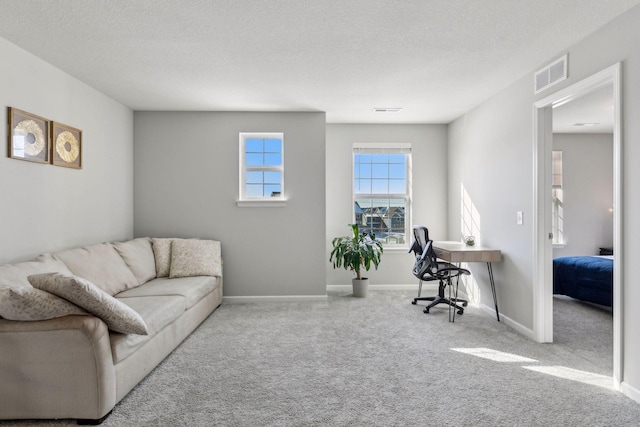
[{"left": 330, "top": 224, "right": 384, "bottom": 280}]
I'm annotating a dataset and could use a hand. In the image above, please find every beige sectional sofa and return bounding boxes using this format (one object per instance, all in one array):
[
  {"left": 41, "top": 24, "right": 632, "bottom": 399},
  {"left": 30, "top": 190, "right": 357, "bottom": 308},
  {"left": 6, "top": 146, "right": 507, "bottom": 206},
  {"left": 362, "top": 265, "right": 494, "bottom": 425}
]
[{"left": 0, "top": 237, "right": 223, "bottom": 424}]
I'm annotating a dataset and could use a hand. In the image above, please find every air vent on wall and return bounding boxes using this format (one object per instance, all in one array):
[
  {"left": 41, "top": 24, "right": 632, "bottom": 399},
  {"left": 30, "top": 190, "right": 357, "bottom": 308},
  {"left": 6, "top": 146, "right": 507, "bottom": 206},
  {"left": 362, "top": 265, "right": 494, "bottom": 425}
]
[{"left": 534, "top": 54, "right": 568, "bottom": 94}]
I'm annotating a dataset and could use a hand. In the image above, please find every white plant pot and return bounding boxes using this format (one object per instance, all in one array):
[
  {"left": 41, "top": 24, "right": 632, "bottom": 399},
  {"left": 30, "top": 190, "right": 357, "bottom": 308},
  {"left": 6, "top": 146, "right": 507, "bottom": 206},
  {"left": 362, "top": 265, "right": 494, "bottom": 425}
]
[{"left": 352, "top": 278, "right": 369, "bottom": 298}]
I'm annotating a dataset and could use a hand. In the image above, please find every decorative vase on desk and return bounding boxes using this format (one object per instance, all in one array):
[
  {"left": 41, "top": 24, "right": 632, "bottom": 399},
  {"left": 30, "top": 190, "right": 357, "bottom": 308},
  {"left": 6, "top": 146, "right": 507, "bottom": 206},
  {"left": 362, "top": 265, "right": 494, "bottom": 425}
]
[{"left": 464, "top": 236, "right": 475, "bottom": 246}]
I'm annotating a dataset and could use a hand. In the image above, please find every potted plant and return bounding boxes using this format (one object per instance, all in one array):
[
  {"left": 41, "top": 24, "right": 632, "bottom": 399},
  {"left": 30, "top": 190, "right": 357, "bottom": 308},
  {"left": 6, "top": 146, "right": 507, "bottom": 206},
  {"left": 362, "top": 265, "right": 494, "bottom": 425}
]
[{"left": 330, "top": 223, "right": 383, "bottom": 297}]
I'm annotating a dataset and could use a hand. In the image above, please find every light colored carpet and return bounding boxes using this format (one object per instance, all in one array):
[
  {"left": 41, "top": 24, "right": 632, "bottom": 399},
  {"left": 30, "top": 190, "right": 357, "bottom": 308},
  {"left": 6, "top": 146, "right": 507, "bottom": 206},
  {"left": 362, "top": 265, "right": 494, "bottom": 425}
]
[{"left": 2, "top": 290, "right": 638, "bottom": 426}]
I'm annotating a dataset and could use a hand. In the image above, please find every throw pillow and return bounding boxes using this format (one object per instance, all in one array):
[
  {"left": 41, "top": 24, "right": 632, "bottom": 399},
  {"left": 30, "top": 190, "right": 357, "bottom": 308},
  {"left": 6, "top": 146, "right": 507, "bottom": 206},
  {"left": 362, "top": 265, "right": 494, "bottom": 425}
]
[
  {"left": 169, "top": 239, "right": 222, "bottom": 278},
  {"left": 28, "top": 273, "right": 149, "bottom": 335},
  {"left": 151, "top": 238, "right": 174, "bottom": 278},
  {"left": 112, "top": 237, "right": 157, "bottom": 285},
  {"left": 53, "top": 243, "right": 139, "bottom": 296},
  {"left": 0, "top": 286, "right": 86, "bottom": 321}
]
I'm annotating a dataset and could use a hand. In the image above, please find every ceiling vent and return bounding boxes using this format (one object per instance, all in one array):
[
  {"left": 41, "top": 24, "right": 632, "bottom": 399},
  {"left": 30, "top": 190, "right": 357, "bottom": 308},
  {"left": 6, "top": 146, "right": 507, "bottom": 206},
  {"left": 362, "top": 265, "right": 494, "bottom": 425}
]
[
  {"left": 373, "top": 107, "right": 402, "bottom": 113},
  {"left": 534, "top": 54, "right": 568, "bottom": 94}
]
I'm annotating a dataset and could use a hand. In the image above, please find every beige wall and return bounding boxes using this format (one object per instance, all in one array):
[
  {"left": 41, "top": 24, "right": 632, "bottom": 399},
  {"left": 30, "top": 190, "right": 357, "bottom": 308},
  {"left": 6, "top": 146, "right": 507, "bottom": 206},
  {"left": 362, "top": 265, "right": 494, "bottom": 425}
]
[{"left": 0, "top": 38, "right": 134, "bottom": 264}]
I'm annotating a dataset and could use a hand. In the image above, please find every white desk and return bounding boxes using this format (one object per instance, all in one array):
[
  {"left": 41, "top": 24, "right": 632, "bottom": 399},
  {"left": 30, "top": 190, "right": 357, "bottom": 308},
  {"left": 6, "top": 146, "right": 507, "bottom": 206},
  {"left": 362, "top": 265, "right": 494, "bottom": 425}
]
[{"left": 433, "top": 241, "right": 502, "bottom": 321}]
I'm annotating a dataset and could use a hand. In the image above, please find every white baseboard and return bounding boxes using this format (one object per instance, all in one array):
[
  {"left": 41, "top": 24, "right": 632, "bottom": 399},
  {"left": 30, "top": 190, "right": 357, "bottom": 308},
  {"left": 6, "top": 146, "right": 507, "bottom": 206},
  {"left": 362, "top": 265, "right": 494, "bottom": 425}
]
[
  {"left": 621, "top": 381, "right": 640, "bottom": 404},
  {"left": 326, "top": 284, "right": 432, "bottom": 292},
  {"left": 480, "top": 303, "right": 536, "bottom": 340},
  {"left": 223, "top": 295, "right": 328, "bottom": 304}
]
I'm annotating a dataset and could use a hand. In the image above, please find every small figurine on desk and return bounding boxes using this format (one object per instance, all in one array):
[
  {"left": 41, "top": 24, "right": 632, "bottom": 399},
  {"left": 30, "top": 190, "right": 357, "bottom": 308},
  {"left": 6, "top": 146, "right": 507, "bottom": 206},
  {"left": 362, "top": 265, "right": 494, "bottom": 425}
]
[{"left": 464, "top": 235, "right": 475, "bottom": 246}]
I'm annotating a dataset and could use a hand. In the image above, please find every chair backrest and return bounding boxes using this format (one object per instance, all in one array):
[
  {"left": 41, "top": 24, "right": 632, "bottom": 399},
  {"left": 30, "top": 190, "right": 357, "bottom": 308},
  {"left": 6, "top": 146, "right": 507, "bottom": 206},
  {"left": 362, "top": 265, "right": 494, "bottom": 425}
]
[{"left": 410, "top": 226, "right": 439, "bottom": 278}]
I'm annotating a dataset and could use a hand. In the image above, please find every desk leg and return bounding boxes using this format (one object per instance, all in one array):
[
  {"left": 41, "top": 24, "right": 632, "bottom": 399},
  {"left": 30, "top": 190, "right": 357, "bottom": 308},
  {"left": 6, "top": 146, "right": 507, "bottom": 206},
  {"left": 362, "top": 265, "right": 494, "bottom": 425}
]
[{"left": 487, "top": 262, "right": 500, "bottom": 321}]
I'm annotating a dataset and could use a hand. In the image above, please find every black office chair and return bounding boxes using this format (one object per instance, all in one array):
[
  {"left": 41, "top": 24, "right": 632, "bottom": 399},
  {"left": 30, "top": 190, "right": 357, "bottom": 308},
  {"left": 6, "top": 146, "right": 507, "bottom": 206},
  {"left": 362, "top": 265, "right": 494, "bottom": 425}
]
[{"left": 409, "top": 226, "right": 470, "bottom": 315}]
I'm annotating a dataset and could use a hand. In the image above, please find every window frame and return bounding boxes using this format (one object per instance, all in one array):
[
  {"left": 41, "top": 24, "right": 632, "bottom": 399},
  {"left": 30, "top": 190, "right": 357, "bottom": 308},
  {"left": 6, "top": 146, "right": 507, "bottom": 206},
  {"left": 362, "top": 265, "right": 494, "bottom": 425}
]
[
  {"left": 352, "top": 143, "right": 412, "bottom": 249},
  {"left": 551, "top": 149, "right": 564, "bottom": 245},
  {"left": 238, "top": 132, "right": 286, "bottom": 207}
]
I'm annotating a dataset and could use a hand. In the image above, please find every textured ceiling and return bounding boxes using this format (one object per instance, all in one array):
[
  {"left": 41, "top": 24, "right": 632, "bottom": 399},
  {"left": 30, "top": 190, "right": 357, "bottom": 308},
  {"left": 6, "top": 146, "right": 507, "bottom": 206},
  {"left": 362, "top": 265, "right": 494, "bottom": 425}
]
[{"left": 0, "top": 0, "right": 638, "bottom": 123}]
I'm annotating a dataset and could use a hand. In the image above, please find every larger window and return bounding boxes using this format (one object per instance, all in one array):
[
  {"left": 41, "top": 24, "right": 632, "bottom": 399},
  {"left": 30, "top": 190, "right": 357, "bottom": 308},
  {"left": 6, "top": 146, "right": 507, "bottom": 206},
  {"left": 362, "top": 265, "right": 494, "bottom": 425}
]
[
  {"left": 239, "top": 133, "right": 284, "bottom": 202},
  {"left": 353, "top": 144, "right": 411, "bottom": 246}
]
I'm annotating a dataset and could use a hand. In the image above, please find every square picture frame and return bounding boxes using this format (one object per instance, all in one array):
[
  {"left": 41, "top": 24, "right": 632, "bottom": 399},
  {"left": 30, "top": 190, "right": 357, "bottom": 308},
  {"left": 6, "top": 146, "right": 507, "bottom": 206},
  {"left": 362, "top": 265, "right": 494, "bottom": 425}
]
[
  {"left": 8, "top": 107, "right": 50, "bottom": 164},
  {"left": 51, "top": 121, "right": 82, "bottom": 169}
]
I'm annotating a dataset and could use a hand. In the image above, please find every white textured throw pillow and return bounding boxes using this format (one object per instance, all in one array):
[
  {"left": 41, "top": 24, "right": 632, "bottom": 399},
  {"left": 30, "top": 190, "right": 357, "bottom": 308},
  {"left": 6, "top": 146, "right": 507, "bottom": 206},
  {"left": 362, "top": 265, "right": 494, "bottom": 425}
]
[
  {"left": 169, "top": 239, "right": 222, "bottom": 278},
  {"left": 151, "top": 238, "right": 174, "bottom": 278},
  {"left": 28, "top": 273, "right": 149, "bottom": 335},
  {"left": 0, "top": 286, "right": 86, "bottom": 321}
]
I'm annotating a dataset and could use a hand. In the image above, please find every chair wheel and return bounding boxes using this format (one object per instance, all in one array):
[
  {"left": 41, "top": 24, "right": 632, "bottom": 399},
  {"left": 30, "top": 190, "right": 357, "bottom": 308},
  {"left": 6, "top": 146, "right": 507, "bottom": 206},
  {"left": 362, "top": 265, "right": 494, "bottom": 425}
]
[
  {"left": 411, "top": 300, "right": 417, "bottom": 305},
  {"left": 423, "top": 308, "right": 430, "bottom": 313},
  {"left": 457, "top": 309, "right": 464, "bottom": 315}
]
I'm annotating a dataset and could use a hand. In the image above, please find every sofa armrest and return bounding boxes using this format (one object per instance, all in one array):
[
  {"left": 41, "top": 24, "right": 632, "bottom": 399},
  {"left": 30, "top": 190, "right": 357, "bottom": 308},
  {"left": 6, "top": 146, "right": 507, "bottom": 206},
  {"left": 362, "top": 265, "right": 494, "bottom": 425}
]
[{"left": 0, "top": 315, "right": 116, "bottom": 421}]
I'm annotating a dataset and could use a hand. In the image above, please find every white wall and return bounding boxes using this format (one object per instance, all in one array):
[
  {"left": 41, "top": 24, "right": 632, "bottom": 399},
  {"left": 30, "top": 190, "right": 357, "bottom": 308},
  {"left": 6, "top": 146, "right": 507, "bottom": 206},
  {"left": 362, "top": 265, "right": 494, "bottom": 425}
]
[
  {"left": 553, "top": 133, "right": 614, "bottom": 257},
  {"left": 326, "top": 124, "right": 448, "bottom": 286},
  {"left": 133, "top": 111, "right": 326, "bottom": 298},
  {"left": 0, "top": 38, "right": 133, "bottom": 264},
  {"left": 447, "top": 4, "right": 640, "bottom": 401}
]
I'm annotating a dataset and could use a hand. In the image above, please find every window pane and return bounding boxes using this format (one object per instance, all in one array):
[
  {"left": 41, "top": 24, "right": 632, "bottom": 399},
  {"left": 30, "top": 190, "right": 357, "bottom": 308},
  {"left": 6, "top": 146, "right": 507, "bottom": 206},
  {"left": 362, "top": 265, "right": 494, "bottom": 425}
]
[
  {"left": 371, "top": 163, "right": 388, "bottom": 179},
  {"left": 246, "top": 171, "right": 263, "bottom": 184},
  {"left": 264, "top": 139, "right": 281, "bottom": 153},
  {"left": 264, "top": 153, "right": 282, "bottom": 166},
  {"left": 389, "top": 163, "right": 405, "bottom": 178},
  {"left": 371, "top": 179, "right": 388, "bottom": 193},
  {"left": 264, "top": 171, "right": 281, "bottom": 184},
  {"left": 354, "top": 179, "right": 371, "bottom": 194},
  {"left": 246, "top": 153, "right": 263, "bottom": 166},
  {"left": 388, "top": 154, "right": 405, "bottom": 164},
  {"left": 357, "top": 154, "right": 371, "bottom": 163},
  {"left": 371, "top": 154, "right": 388, "bottom": 163},
  {"left": 245, "top": 139, "right": 263, "bottom": 153},
  {"left": 246, "top": 184, "right": 263, "bottom": 198},
  {"left": 359, "top": 164, "right": 371, "bottom": 179},
  {"left": 389, "top": 178, "right": 406, "bottom": 194},
  {"left": 265, "top": 184, "right": 281, "bottom": 197}
]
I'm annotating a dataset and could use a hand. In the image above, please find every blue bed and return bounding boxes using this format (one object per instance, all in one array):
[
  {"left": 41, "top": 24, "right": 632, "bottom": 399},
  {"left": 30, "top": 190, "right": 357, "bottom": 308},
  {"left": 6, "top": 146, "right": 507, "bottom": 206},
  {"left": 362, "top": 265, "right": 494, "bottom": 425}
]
[{"left": 553, "top": 256, "right": 614, "bottom": 307}]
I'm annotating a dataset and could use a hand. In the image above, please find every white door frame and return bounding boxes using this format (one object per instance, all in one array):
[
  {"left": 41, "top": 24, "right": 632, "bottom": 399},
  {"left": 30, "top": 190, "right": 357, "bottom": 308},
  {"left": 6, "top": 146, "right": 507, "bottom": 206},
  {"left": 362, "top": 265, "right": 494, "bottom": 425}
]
[{"left": 532, "top": 63, "right": 622, "bottom": 387}]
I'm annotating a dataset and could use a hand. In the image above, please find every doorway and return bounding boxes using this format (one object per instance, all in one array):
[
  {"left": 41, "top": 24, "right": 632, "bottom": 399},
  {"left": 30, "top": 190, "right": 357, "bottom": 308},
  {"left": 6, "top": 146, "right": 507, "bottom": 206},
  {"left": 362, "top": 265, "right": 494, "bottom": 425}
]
[{"left": 533, "top": 63, "right": 622, "bottom": 387}]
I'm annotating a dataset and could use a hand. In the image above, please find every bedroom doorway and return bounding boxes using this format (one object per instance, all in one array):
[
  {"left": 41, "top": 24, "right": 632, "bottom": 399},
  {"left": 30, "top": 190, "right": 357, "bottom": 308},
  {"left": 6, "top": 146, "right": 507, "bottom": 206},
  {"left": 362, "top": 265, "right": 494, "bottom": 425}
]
[{"left": 533, "top": 63, "right": 622, "bottom": 387}]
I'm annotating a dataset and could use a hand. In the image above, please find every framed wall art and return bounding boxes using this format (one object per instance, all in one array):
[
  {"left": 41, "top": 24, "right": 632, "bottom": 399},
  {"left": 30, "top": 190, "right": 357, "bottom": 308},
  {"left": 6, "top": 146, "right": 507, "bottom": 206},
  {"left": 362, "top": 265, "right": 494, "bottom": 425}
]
[
  {"left": 51, "top": 121, "right": 82, "bottom": 169},
  {"left": 8, "top": 107, "right": 50, "bottom": 164}
]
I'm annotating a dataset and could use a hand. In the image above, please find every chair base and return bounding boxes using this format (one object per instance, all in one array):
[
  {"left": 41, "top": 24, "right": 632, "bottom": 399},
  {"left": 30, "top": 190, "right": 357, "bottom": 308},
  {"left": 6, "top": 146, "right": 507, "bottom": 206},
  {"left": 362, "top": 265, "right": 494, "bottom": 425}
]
[{"left": 412, "top": 295, "right": 468, "bottom": 314}]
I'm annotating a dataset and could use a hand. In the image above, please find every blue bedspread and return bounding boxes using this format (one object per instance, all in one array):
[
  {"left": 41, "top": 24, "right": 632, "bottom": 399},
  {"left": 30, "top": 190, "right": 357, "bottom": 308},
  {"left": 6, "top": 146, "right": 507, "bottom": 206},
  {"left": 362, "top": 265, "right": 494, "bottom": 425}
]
[{"left": 553, "top": 256, "right": 613, "bottom": 307}]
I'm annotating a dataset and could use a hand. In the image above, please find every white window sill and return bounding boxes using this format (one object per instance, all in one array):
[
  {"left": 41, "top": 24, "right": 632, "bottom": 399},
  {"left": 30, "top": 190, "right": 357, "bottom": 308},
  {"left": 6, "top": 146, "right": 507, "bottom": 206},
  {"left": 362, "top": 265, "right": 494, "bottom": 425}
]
[
  {"left": 236, "top": 199, "right": 287, "bottom": 208},
  {"left": 552, "top": 243, "right": 566, "bottom": 249},
  {"left": 382, "top": 246, "right": 411, "bottom": 253}
]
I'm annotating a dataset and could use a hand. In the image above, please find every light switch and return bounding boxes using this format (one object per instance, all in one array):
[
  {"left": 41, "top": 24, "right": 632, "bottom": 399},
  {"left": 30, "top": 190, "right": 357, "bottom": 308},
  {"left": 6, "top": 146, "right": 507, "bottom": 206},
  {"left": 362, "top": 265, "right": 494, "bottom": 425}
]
[{"left": 517, "top": 211, "right": 523, "bottom": 225}]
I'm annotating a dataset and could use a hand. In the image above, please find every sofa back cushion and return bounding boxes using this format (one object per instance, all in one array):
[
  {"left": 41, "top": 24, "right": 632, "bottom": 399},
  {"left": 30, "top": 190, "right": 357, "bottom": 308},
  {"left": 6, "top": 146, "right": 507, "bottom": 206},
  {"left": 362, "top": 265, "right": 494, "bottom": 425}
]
[
  {"left": 0, "top": 254, "right": 72, "bottom": 290},
  {"left": 112, "top": 238, "right": 157, "bottom": 285},
  {"left": 53, "top": 243, "right": 139, "bottom": 296}
]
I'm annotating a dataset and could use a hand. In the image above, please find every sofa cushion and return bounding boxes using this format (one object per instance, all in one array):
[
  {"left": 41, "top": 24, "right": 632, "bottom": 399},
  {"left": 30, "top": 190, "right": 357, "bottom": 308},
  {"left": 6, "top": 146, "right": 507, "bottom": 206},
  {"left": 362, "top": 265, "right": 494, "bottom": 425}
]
[
  {"left": 110, "top": 295, "right": 186, "bottom": 363},
  {"left": 117, "top": 276, "right": 219, "bottom": 309},
  {"left": 0, "top": 287, "right": 86, "bottom": 321},
  {"left": 170, "top": 239, "right": 222, "bottom": 278},
  {"left": 53, "top": 243, "right": 139, "bottom": 295},
  {"left": 112, "top": 237, "right": 157, "bottom": 285},
  {"left": 28, "top": 273, "right": 148, "bottom": 335},
  {"left": 0, "top": 254, "right": 72, "bottom": 290}
]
